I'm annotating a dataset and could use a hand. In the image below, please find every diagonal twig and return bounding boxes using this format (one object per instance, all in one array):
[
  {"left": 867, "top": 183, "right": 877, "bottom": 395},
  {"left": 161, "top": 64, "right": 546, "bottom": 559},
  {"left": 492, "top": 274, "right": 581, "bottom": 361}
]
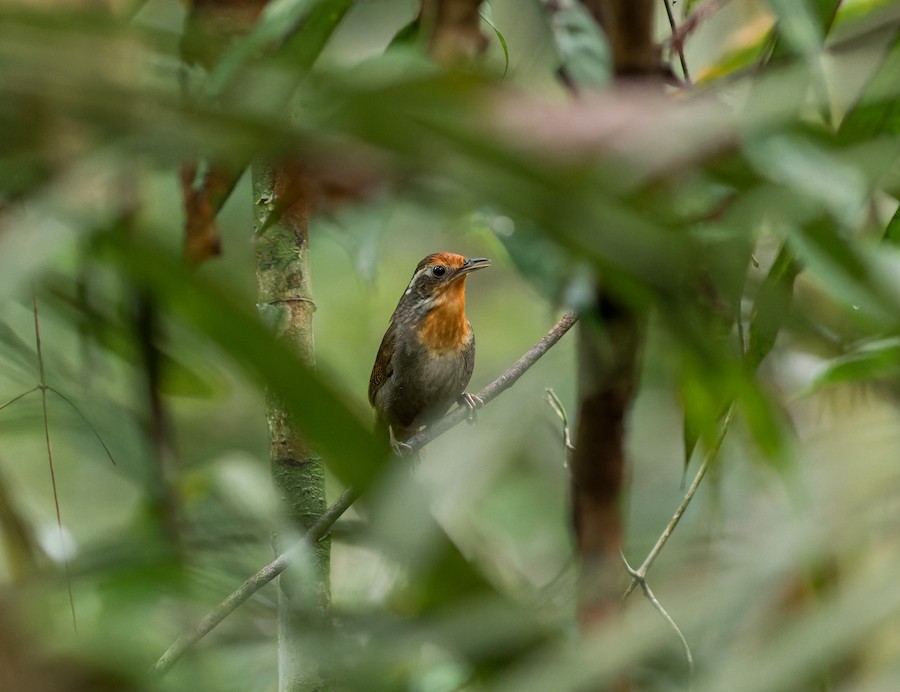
[
  {"left": 152, "top": 310, "right": 579, "bottom": 675},
  {"left": 0, "top": 386, "right": 40, "bottom": 412},
  {"left": 618, "top": 399, "right": 738, "bottom": 672},
  {"left": 152, "top": 486, "right": 357, "bottom": 676},
  {"left": 621, "top": 550, "right": 693, "bottom": 672},
  {"left": 46, "top": 387, "right": 117, "bottom": 466},
  {"left": 663, "top": 0, "right": 692, "bottom": 84},
  {"left": 623, "top": 402, "right": 735, "bottom": 599}
]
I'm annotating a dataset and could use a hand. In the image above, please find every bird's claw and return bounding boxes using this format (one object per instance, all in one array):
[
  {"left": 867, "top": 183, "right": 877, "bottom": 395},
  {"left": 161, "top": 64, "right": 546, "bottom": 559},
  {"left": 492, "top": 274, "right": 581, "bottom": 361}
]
[
  {"left": 392, "top": 440, "right": 414, "bottom": 457},
  {"left": 458, "top": 392, "right": 484, "bottom": 424},
  {"left": 388, "top": 426, "right": 415, "bottom": 457}
]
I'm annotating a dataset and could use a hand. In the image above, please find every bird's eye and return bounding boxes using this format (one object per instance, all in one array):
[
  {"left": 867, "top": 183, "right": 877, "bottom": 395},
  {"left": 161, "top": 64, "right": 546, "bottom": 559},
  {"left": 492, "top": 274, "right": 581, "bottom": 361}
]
[{"left": 431, "top": 265, "right": 446, "bottom": 277}]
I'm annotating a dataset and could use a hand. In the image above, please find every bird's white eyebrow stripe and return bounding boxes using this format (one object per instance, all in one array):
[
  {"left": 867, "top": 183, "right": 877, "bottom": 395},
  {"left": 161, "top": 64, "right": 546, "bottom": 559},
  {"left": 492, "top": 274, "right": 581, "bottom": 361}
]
[{"left": 405, "top": 266, "right": 430, "bottom": 295}]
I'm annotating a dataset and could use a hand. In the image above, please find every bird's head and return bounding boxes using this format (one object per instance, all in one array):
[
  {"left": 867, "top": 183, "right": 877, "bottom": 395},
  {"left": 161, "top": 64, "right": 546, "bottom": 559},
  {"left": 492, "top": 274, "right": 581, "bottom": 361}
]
[{"left": 396, "top": 252, "right": 491, "bottom": 322}]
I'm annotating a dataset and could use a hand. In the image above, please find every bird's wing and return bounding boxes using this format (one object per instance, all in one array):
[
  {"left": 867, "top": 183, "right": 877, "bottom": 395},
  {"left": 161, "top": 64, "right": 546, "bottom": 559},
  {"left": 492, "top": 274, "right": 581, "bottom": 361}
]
[{"left": 368, "top": 326, "right": 395, "bottom": 406}]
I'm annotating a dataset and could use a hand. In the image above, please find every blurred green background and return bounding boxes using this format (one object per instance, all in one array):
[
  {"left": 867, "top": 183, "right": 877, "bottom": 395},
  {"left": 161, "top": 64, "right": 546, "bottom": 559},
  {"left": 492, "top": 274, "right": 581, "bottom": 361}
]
[{"left": 1, "top": 0, "right": 900, "bottom": 690}]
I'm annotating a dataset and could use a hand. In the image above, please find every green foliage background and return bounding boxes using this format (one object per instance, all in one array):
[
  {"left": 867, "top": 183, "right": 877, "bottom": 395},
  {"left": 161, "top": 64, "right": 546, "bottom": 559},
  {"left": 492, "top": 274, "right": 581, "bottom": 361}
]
[{"left": 1, "top": 0, "right": 900, "bottom": 690}]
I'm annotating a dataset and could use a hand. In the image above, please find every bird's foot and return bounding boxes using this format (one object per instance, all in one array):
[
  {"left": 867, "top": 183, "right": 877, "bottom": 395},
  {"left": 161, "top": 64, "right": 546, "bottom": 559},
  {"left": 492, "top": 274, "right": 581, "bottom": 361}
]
[
  {"left": 389, "top": 426, "right": 415, "bottom": 457},
  {"left": 458, "top": 392, "right": 484, "bottom": 424}
]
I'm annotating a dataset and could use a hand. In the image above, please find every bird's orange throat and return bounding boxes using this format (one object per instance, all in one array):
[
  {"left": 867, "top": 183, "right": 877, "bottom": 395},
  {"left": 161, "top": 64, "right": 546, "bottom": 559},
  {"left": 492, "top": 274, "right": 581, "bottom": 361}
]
[{"left": 416, "top": 277, "right": 471, "bottom": 354}]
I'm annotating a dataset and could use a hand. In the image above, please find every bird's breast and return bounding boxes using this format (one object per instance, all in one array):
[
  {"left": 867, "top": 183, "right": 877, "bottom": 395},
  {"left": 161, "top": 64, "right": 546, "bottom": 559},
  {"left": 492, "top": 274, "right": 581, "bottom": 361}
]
[{"left": 415, "top": 282, "right": 471, "bottom": 354}]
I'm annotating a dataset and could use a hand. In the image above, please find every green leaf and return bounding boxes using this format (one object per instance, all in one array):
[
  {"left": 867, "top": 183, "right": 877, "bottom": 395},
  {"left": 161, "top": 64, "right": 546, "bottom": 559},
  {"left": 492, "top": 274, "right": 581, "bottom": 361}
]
[
  {"left": 93, "top": 232, "right": 387, "bottom": 490},
  {"left": 766, "top": 0, "right": 826, "bottom": 55},
  {"left": 837, "top": 34, "right": 900, "bottom": 142},
  {"left": 745, "top": 133, "right": 868, "bottom": 228},
  {"left": 786, "top": 216, "right": 900, "bottom": 321},
  {"left": 885, "top": 204, "right": 900, "bottom": 244},
  {"left": 275, "top": 0, "right": 354, "bottom": 72},
  {"left": 746, "top": 244, "right": 802, "bottom": 371},
  {"left": 206, "top": 0, "right": 353, "bottom": 100},
  {"left": 480, "top": 4, "right": 510, "bottom": 78},
  {"left": 767, "top": 0, "right": 842, "bottom": 57},
  {"left": 0, "top": 319, "right": 36, "bottom": 374},
  {"left": 387, "top": 18, "right": 422, "bottom": 50},
  {"left": 809, "top": 337, "right": 900, "bottom": 388},
  {"left": 546, "top": 1, "right": 611, "bottom": 89},
  {"left": 738, "top": 378, "right": 788, "bottom": 462}
]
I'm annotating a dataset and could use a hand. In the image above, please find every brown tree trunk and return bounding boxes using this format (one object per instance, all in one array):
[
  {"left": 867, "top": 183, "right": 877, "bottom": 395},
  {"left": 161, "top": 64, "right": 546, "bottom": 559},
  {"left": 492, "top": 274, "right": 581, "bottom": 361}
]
[{"left": 569, "top": 0, "right": 659, "bottom": 634}]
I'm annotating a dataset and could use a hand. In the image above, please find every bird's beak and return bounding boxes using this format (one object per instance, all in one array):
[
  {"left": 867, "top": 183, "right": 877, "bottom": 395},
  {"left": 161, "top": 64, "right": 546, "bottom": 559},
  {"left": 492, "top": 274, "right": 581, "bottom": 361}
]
[{"left": 455, "top": 257, "right": 491, "bottom": 277}]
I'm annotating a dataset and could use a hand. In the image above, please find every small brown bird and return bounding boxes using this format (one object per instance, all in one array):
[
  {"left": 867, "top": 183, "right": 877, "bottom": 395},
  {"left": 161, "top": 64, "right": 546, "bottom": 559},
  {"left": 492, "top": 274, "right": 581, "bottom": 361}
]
[{"left": 369, "top": 252, "right": 491, "bottom": 452}]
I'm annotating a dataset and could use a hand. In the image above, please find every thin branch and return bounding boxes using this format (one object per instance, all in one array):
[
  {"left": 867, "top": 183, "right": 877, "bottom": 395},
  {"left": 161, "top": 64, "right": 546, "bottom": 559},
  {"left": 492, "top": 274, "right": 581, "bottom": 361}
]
[
  {"left": 33, "top": 295, "right": 77, "bottom": 630},
  {"left": 152, "top": 310, "right": 579, "bottom": 674},
  {"left": 0, "top": 386, "right": 40, "bottom": 412},
  {"left": 663, "top": 0, "right": 692, "bottom": 84},
  {"left": 623, "top": 402, "right": 736, "bottom": 599},
  {"left": 406, "top": 311, "right": 578, "bottom": 451},
  {"left": 668, "top": 0, "right": 727, "bottom": 63},
  {"left": 622, "top": 550, "right": 693, "bottom": 672},
  {"left": 46, "top": 387, "right": 117, "bottom": 466},
  {"left": 151, "top": 487, "right": 357, "bottom": 676}
]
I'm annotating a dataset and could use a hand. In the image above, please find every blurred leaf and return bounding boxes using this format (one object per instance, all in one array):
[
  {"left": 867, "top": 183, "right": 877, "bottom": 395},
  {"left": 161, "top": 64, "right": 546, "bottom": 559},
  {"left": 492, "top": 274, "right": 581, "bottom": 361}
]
[
  {"left": 182, "top": 0, "right": 354, "bottom": 260},
  {"left": 206, "top": 0, "right": 353, "bottom": 99},
  {"left": 767, "top": 0, "right": 826, "bottom": 55},
  {"left": 885, "top": 204, "right": 900, "bottom": 243},
  {"left": 696, "top": 22, "right": 772, "bottom": 82},
  {"left": 746, "top": 244, "right": 802, "bottom": 371},
  {"left": 812, "top": 0, "right": 844, "bottom": 34},
  {"left": 480, "top": 4, "right": 509, "bottom": 78},
  {"left": 275, "top": 0, "right": 353, "bottom": 73},
  {"left": 546, "top": 0, "right": 611, "bottom": 89},
  {"left": 808, "top": 336, "right": 900, "bottom": 389},
  {"left": 43, "top": 275, "right": 226, "bottom": 398},
  {"left": 837, "top": 32, "right": 900, "bottom": 142},
  {"left": 737, "top": 378, "right": 788, "bottom": 462},
  {"left": 93, "top": 232, "right": 387, "bottom": 490},
  {"left": 388, "top": 17, "right": 421, "bottom": 50},
  {"left": 490, "top": 214, "right": 574, "bottom": 305},
  {"left": 767, "top": 0, "right": 842, "bottom": 57},
  {"left": 0, "top": 469, "right": 40, "bottom": 581},
  {"left": 0, "top": 319, "right": 36, "bottom": 374},
  {"left": 680, "top": 364, "right": 727, "bottom": 468},
  {"left": 745, "top": 133, "right": 868, "bottom": 228},
  {"left": 787, "top": 215, "right": 900, "bottom": 321}
]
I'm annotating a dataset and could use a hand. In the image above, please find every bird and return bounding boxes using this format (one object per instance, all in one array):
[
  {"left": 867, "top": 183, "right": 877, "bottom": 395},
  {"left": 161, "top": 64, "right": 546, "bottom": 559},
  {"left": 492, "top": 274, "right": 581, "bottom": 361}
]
[{"left": 369, "top": 252, "right": 491, "bottom": 454}]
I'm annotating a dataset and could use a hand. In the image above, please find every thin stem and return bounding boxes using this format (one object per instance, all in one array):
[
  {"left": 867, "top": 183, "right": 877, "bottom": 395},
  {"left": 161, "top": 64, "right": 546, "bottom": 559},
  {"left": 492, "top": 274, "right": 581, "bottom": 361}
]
[
  {"left": 623, "top": 402, "right": 735, "bottom": 599},
  {"left": 47, "top": 387, "right": 117, "bottom": 466},
  {"left": 663, "top": 0, "right": 692, "bottom": 84},
  {"left": 0, "top": 386, "right": 40, "bottom": 412},
  {"left": 33, "top": 295, "right": 77, "bottom": 630},
  {"left": 622, "top": 551, "right": 693, "bottom": 672},
  {"left": 152, "top": 487, "right": 357, "bottom": 675}
]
